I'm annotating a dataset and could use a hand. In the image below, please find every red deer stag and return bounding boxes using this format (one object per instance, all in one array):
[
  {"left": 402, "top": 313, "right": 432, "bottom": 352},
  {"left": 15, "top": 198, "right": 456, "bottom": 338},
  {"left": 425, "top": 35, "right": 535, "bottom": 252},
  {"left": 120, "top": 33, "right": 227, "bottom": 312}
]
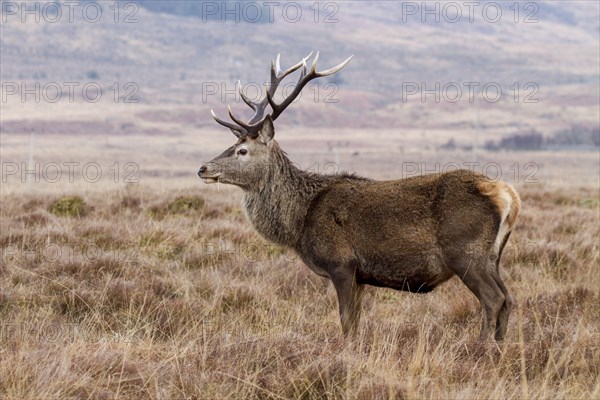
[{"left": 198, "top": 52, "right": 521, "bottom": 341}]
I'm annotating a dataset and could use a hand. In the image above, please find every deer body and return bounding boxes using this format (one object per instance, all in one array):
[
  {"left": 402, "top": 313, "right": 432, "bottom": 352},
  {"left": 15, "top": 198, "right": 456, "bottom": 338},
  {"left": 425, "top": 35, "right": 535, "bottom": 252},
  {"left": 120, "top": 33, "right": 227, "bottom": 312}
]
[
  {"left": 300, "top": 170, "right": 482, "bottom": 292},
  {"left": 199, "top": 53, "right": 520, "bottom": 341}
]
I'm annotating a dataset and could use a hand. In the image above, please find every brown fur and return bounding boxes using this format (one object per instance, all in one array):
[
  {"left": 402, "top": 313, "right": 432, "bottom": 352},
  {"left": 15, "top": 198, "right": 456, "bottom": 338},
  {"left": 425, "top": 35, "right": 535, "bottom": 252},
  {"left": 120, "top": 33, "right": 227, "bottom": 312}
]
[
  {"left": 200, "top": 116, "right": 520, "bottom": 342},
  {"left": 476, "top": 180, "right": 521, "bottom": 231},
  {"left": 505, "top": 184, "right": 521, "bottom": 229}
]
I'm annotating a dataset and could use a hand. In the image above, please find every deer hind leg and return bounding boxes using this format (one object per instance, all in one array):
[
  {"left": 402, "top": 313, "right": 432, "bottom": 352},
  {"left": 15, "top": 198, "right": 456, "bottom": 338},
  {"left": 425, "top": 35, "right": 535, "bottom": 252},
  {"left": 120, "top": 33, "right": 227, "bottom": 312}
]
[
  {"left": 492, "top": 271, "right": 513, "bottom": 341},
  {"left": 451, "top": 258, "right": 506, "bottom": 341},
  {"left": 331, "top": 268, "right": 364, "bottom": 337},
  {"left": 493, "top": 234, "right": 513, "bottom": 341}
]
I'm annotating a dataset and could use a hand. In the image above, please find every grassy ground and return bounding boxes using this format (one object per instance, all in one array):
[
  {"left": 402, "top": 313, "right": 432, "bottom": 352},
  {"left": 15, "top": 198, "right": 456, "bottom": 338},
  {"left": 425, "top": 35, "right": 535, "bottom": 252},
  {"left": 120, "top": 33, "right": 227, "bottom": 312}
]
[{"left": 0, "top": 179, "right": 598, "bottom": 399}]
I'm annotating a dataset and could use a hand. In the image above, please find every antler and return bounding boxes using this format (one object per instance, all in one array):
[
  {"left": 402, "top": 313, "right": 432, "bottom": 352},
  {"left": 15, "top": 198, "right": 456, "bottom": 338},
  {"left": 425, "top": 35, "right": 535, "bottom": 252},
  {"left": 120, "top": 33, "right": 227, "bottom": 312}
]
[{"left": 211, "top": 52, "right": 353, "bottom": 138}]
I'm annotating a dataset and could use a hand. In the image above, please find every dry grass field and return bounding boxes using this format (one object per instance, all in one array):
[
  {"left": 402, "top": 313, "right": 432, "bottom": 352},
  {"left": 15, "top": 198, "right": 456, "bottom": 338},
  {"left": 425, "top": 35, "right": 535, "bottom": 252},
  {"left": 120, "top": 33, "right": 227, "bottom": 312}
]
[
  {"left": 1, "top": 128, "right": 599, "bottom": 399},
  {"left": 2, "top": 1, "right": 599, "bottom": 398}
]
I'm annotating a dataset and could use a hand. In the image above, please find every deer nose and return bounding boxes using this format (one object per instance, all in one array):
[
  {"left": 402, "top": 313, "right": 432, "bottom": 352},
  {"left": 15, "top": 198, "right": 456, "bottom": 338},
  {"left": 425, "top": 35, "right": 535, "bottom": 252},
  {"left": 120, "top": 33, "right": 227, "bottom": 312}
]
[{"left": 198, "top": 165, "right": 207, "bottom": 177}]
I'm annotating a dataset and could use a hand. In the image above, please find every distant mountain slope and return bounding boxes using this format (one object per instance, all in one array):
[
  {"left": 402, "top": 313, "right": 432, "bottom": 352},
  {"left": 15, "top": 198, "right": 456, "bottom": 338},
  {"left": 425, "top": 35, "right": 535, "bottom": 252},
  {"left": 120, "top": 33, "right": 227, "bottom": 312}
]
[
  {"left": 1, "top": 1, "right": 598, "bottom": 137},
  {"left": 133, "top": 0, "right": 272, "bottom": 23}
]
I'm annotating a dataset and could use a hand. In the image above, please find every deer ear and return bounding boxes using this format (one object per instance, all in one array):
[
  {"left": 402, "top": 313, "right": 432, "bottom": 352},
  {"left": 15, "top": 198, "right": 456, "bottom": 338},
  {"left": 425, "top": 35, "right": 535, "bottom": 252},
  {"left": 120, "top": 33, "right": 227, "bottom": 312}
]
[{"left": 257, "top": 115, "right": 275, "bottom": 143}]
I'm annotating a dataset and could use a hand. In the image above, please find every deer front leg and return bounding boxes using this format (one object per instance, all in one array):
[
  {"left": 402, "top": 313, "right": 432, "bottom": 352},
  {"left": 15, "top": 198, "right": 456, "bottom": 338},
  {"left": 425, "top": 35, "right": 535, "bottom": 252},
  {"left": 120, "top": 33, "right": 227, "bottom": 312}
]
[{"left": 331, "top": 269, "right": 364, "bottom": 337}]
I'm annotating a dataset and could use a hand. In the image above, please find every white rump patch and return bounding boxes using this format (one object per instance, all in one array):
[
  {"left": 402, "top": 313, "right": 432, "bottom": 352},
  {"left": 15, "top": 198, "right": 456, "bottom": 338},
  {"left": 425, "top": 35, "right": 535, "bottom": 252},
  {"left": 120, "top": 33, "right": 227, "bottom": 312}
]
[{"left": 494, "top": 188, "right": 513, "bottom": 252}]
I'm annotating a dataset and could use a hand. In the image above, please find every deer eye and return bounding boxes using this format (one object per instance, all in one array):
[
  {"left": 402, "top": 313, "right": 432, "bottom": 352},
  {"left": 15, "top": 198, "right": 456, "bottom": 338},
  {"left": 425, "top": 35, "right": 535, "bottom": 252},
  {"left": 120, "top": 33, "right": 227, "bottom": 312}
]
[{"left": 237, "top": 148, "right": 248, "bottom": 156}]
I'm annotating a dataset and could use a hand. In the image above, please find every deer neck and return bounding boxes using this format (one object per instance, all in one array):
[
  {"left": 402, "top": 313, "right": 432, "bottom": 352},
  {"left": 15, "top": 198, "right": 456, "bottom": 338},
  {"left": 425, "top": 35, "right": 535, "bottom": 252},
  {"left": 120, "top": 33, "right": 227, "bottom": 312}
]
[{"left": 243, "top": 146, "right": 323, "bottom": 248}]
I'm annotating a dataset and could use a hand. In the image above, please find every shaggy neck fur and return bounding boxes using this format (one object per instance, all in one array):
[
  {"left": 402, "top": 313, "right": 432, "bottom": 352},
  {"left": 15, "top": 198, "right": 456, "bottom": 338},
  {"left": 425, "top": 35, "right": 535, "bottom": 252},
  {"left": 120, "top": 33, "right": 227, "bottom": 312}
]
[{"left": 243, "top": 142, "right": 329, "bottom": 248}]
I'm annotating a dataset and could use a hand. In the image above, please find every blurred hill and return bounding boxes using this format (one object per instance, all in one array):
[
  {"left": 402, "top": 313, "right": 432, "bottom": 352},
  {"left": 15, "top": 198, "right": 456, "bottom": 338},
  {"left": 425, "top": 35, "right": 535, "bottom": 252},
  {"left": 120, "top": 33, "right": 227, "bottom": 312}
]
[{"left": 1, "top": 1, "right": 598, "bottom": 145}]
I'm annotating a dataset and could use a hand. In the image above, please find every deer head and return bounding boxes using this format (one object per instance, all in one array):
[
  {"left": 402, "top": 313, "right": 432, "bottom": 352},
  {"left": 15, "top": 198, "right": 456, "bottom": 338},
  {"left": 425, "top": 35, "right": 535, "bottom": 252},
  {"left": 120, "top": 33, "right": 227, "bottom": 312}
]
[{"left": 198, "top": 52, "right": 352, "bottom": 190}]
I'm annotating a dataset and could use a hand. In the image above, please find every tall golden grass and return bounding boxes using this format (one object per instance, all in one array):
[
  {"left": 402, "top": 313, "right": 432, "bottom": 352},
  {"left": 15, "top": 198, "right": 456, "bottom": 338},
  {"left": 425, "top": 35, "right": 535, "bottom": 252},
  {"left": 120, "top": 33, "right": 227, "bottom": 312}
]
[{"left": 0, "top": 180, "right": 598, "bottom": 399}]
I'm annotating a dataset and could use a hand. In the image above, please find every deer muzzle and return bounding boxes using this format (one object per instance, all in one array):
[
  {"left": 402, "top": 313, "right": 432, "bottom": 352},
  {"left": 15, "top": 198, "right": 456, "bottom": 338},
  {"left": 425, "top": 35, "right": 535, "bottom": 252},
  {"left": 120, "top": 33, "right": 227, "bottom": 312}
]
[{"left": 198, "top": 164, "right": 221, "bottom": 184}]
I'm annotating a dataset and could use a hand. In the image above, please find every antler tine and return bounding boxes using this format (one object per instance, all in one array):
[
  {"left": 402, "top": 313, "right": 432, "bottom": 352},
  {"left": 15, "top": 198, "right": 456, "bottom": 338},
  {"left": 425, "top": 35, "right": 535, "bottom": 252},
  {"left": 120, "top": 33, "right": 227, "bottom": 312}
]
[
  {"left": 245, "top": 52, "right": 314, "bottom": 131},
  {"left": 238, "top": 80, "right": 256, "bottom": 111},
  {"left": 310, "top": 51, "right": 320, "bottom": 74},
  {"left": 210, "top": 52, "right": 350, "bottom": 138},
  {"left": 275, "top": 54, "right": 282, "bottom": 76},
  {"left": 247, "top": 100, "right": 269, "bottom": 126},
  {"left": 269, "top": 52, "right": 314, "bottom": 97},
  {"left": 298, "top": 58, "right": 308, "bottom": 81},
  {"left": 303, "top": 51, "right": 315, "bottom": 63},
  {"left": 266, "top": 51, "right": 314, "bottom": 111},
  {"left": 316, "top": 55, "right": 354, "bottom": 77},
  {"left": 211, "top": 109, "right": 245, "bottom": 138},
  {"left": 269, "top": 51, "right": 352, "bottom": 121},
  {"left": 269, "top": 59, "right": 278, "bottom": 97},
  {"left": 277, "top": 51, "right": 313, "bottom": 81},
  {"left": 227, "top": 105, "right": 255, "bottom": 131}
]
